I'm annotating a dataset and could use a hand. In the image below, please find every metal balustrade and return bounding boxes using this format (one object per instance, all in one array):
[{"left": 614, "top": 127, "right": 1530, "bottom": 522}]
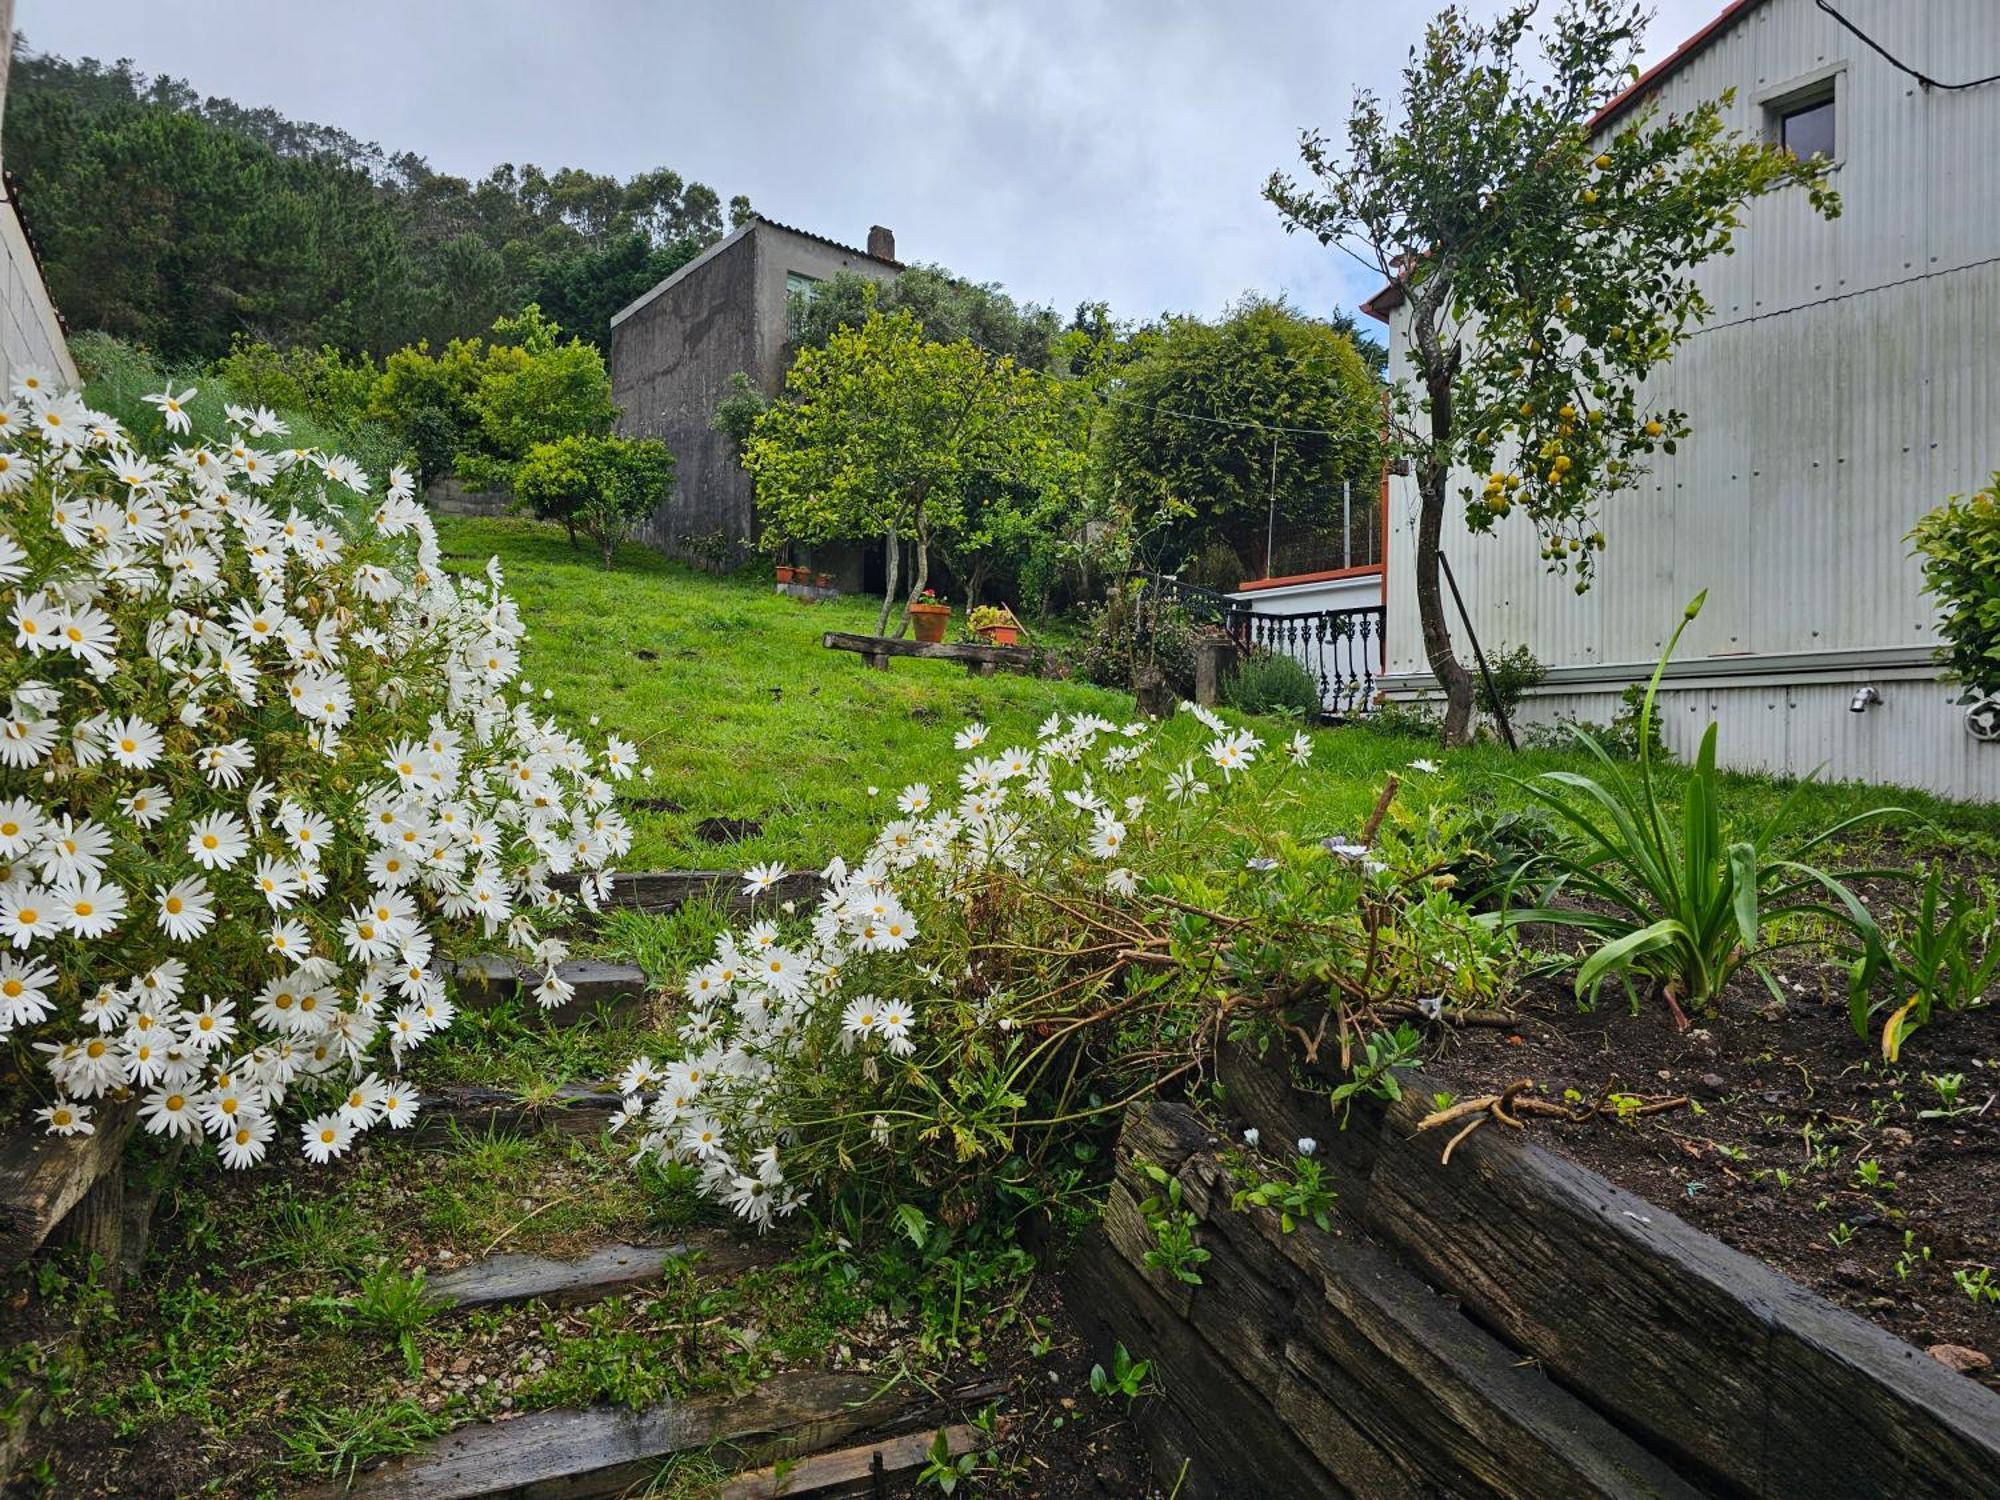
[{"left": 1134, "top": 573, "right": 1385, "bottom": 720}]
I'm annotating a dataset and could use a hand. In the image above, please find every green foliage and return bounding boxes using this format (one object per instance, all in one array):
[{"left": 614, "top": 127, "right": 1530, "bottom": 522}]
[
  {"left": 709, "top": 370, "right": 768, "bottom": 459},
  {"left": 1474, "top": 643, "right": 1549, "bottom": 719},
  {"left": 1067, "top": 589, "right": 1197, "bottom": 697},
  {"left": 1099, "top": 296, "right": 1381, "bottom": 565},
  {"left": 74, "top": 331, "right": 405, "bottom": 483},
  {"left": 6, "top": 47, "right": 745, "bottom": 356},
  {"left": 1441, "top": 804, "right": 1567, "bottom": 909},
  {"left": 1908, "top": 475, "right": 2000, "bottom": 696},
  {"left": 1226, "top": 651, "right": 1323, "bottom": 720},
  {"left": 1231, "top": 1156, "right": 1338, "bottom": 1234},
  {"left": 788, "top": 263, "right": 1065, "bottom": 371},
  {"left": 514, "top": 432, "right": 674, "bottom": 566},
  {"left": 1494, "top": 595, "right": 1901, "bottom": 1020},
  {"left": 1324, "top": 1024, "right": 1425, "bottom": 1119},
  {"left": 281, "top": 1399, "right": 451, "bottom": 1484},
  {"left": 1088, "top": 1342, "right": 1154, "bottom": 1404},
  {"left": 1134, "top": 1159, "right": 1211, "bottom": 1285},
  {"left": 1864, "top": 862, "right": 1999, "bottom": 1059},
  {"left": 344, "top": 1263, "right": 440, "bottom": 1379},
  {"left": 471, "top": 305, "right": 618, "bottom": 467}
]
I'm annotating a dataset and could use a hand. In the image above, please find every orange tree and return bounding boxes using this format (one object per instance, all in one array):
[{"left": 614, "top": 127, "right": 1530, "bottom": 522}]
[{"left": 1266, "top": 0, "right": 1835, "bottom": 744}]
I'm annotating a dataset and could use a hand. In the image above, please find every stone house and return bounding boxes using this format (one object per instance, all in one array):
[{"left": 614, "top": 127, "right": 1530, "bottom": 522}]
[{"left": 607, "top": 216, "right": 901, "bottom": 584}]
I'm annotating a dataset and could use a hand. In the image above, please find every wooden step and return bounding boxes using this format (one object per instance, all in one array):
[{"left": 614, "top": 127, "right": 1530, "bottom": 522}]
[
  {"left": 549, "top": 868, "right": 821, "bottom": 915},
  {"left": 719, "top": 1422, "right": 986, "bottom": 1499},
  {"left": 430, "top": 1237, "right": 769, "bottom": 1314},
  {"left": 418, "top": 1082, "right": 624, "bottom": 1140},
  {"left": 322, "top": 1370, "right": 917, "bottom": 1500},
  {"left": 450, "top": 957, "right": 651, "bottom": 1023}
]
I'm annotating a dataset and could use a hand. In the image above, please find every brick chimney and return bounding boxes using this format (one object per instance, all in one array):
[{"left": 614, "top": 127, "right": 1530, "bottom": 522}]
[{"left": 867, "top": 225, "right": 896, "bottom": 262}]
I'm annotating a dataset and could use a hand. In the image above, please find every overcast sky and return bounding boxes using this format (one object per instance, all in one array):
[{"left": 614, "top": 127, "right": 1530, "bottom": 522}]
[{"left": 17, "top": 1, "right": 1722, "bottom": 326}]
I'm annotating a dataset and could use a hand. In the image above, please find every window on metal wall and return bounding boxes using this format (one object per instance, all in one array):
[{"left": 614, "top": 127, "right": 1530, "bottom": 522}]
[
  {"left": 785, "top": 272, "right": 821, "bottom": 341},
  {"left": 1764, "top": 71, "right": 1840, "bottom": 164},
  {"left": 1779, "top": 96, "right": 1836, "bottom": 160}
]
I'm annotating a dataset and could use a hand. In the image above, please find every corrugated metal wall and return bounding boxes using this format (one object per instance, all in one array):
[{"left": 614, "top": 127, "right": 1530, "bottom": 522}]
[{"left": 1378, "top": 0, "right": 2000, "bottom": 798}]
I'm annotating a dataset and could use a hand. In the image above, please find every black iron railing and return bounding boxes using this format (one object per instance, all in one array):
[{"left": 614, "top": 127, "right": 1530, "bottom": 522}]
[{"left": 1135, "top": 572, "right": 1384, "bottom": 720}]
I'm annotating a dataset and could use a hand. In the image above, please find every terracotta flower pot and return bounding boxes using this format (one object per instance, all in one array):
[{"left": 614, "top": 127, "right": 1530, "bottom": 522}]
[
  {"left": 775, "top": 564, "right": 797, "bottom": 584},
  {"left": 909, "top": 602, "right": 950, "bottom": 644},
  {"left": 976, "top": 623, "right": 1020, "bottom": 647},
  {"left": 816, "top": 571, "right": 834, "bottom": 589}
]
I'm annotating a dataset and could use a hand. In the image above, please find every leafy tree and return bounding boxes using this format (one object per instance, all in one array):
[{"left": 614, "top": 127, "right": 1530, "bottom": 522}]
[
  {"left": 211, "top": 337, "right": 379, "bottom": 431},
  {"left": 1265, "top": 0, "right": 1835, "bottom": 743},
  {"left": 514, "top": 433, "right": 675, "bottom": 566},
  {"left": 789, "top": 264, "right": 1064, "bottom": 370},
  {"left": 1098, "top": 296, "right": 1382, "bottom": 574},
  {"left": 3, "top": 45, "right": 744, "bottom": 357},
  {"left": 745, "top": 311, "right": 1086, "bottom": 636},
  {"left": 469, "top": 305, "right": 616, "bottom": 480}
]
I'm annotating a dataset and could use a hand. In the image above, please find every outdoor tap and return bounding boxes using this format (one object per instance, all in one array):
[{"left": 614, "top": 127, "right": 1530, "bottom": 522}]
[{"left": 1848, "top": 685, "right": 1883, "bottom": 713}]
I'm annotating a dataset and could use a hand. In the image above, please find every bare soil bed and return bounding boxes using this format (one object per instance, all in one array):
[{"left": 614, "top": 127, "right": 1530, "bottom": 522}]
[{"left": 1424, "top": 965, "right": 1999, "bottom": 1386}]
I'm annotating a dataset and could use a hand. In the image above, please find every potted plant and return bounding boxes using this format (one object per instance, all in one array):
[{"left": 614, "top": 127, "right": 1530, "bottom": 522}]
[
  {"left": 968, "top": 604, "right": 1021, "bottom": 647},
  {"left": 775, "top": 563, "right": 798, "bottom": 585},
  {"left": 908, "top": 588, "right": 951, "bottom": 644},
  {"left": 816, "top": 570, "right": 834, "bottom": 590}
]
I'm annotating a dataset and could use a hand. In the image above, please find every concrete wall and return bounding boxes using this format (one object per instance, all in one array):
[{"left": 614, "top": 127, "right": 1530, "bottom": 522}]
[
  {"left": 1372, "top": 0, "right": 2000, "bottom": 800},
  {"left": 608, "top": 220, "right": 898, "bottom": 572},
  {"left": 609, "top": 229, "right": 762, "bottom": 559}
]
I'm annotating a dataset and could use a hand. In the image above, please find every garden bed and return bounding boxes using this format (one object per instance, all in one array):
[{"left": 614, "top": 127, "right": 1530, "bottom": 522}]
[
  {"left": 1197, "top": 1035, "right": 2000, "bottom": 1497},
  {"left": 1423, "top": 968, "right": 1999, "bottom": 1379}
]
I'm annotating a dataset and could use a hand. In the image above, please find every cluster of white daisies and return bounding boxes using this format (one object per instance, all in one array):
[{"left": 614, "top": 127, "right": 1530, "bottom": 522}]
[
  {"left": 0, "top": 375, "right": 637, "bottom": 1164},
  {"left": 611, "top": 702, "right": 1299, "bottom": 1229}
]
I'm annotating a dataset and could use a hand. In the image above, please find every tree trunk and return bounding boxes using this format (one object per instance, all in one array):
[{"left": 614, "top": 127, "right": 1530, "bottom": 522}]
[
  {"left": 564, "top": 511, "right": 579, "bottom": 551},
  {"left": 897, "top": 515, "right": 931, "bottom": 640},
  {"left": 1408, "top": 289, "right": 1477, "bottom": 746},
  {"left": 1414, "top": 470, "right": 1476, "bottom": 745},
  {"left": 875, "top": 527, "right": 900, "bottom": 637}
]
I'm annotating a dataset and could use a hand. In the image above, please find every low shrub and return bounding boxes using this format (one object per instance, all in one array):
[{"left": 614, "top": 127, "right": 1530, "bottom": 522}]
[
  {"left": 1474, "top": 642, "right": 1548, "bottom": 720},
  {"left": 1067, "top": 588, "right": 1196, "bottom": 697},
  {"left": 1908, "top": 475, "right": 2000, "bottom": 697},
  {"left": 609, "top": 707, "right": 1514, "bottom": 1234},
  {"left": 2, "top": 375, "right": 633, "bottom": 1163},
  {"left": 1494, "top": 594, "right": 1901, "bottom": 1024},
  {"left": 1225, "top": 650, "right": 1322, "bottom": 720}
]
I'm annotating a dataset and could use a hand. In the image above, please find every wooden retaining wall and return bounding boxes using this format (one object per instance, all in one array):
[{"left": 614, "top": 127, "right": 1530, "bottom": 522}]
[{"left": 1063, "top": 1043, "right": 2000, "bottom": 1499}]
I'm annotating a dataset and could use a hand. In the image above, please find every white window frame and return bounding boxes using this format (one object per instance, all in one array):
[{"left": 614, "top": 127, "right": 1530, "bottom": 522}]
[{"left": 1758, "top": 61, "right": 1847, "bottom": 169}]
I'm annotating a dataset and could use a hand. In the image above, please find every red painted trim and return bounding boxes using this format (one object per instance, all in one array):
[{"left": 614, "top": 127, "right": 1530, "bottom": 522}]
[
  {"left": 1589, "top": 0, "right": 1767, "bottom": 135},
  {"left": 1359, "top": 0, "right": 1770, "bottom": 322},
  {"left": 1237, "top": 563, "right": 1384, "bottom": 592}
]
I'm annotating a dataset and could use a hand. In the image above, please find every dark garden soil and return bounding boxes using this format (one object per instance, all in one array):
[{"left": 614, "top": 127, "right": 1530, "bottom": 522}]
[{"left": 1423, "top": 963, "right": 2000, "bottom": 1387}]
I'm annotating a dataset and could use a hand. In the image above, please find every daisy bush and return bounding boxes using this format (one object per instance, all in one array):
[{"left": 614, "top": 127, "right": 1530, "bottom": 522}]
[
  {"left": 613, "top": 704, "right": 1513, "bottom": 1232},
  {"left": 0, "top": 373, "right": 635, "bottom": 1165}
]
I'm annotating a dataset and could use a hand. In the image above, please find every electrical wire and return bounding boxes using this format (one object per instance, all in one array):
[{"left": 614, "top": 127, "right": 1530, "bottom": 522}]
[{"left": 1814, "top": 1, "right": 2000, "bottom": 91}]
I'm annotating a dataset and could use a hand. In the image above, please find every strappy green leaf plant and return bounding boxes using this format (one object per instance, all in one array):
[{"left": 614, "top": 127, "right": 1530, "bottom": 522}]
[{"left": 1491, "top": 593, "right": 1902, "bottom": 1025}]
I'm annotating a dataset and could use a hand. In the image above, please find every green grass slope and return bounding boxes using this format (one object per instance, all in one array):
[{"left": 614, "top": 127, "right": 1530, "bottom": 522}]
[{"left": 439, "top": 517, "right": 1999, "bottom": 873}]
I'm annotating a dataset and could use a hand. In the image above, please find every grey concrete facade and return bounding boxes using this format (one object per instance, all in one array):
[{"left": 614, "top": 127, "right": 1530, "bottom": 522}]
[{"left": 608, "top": 217, "right": 899, "bottom": 578}]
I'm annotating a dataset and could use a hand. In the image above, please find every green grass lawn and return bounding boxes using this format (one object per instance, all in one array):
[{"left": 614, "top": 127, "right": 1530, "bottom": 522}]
[{"left": 440, "top": 516, "right": 2000, "bottom": 873}]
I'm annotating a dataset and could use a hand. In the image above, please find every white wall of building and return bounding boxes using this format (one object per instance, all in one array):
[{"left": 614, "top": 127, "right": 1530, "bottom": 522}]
[
  {"left": 1376, "top": 0, "right": 1999, "bottom": 799},
  {"left": 0, "top": 2, "right": 78, "bottom": 393}
]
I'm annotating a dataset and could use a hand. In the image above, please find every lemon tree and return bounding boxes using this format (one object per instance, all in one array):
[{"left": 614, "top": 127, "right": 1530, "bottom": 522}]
[{"left": 1266, "top": 0, "right": 1835, "bottom": 743}]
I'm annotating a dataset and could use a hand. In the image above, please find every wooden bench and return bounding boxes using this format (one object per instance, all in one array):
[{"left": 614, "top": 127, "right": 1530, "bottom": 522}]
[{"left": 822, "top": 630, "right": 1036, "bottom": 677}]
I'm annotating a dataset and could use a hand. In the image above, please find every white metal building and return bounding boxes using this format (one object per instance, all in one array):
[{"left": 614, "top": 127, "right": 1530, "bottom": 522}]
[{"left": 1363, "top": 0, "right": 1999, "bottom": 800}]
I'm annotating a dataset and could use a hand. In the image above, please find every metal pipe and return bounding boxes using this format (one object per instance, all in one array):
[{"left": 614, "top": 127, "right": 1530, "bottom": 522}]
[{"left": 1438, "top": 550, "right": 1518, "bottom": 752}]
